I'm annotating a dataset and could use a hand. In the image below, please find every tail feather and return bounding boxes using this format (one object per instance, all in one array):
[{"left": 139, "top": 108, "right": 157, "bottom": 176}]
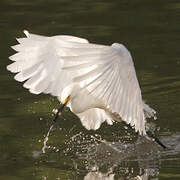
[{"left": 76, "top": 108, "right": 113, "bottom": 130}]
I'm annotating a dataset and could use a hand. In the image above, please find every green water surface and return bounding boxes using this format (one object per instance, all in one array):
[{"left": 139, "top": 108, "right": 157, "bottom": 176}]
[{"left": 0, "top": 0, "right": 180, "bottom": 179}]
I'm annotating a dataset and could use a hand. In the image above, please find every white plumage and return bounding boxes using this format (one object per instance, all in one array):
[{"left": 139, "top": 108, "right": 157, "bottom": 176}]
[{"left": 7, "top": 30, "right": 156, "bottom": 135}]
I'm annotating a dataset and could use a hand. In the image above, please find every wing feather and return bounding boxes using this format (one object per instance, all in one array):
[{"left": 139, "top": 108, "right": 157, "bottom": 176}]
[
  {"left": 70, "top": 43, "right": 146, "bottom": 134},
  {"left": 7, "top": 31, "right": 146, "bottom": 134},
  {"left": 7, "top": 31, "right": 96, "bottom": 97}
]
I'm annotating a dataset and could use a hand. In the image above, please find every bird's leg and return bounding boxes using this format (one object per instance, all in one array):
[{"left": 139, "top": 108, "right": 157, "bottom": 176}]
[
  {"left": 52, "top": 95, "right": 70, "bottom": 123},
  {"left": 121, "top": 121, "right": 167, "bottom": 149},
  {"left": 146, "top": 130, "right": 167, "bottom": 149}
]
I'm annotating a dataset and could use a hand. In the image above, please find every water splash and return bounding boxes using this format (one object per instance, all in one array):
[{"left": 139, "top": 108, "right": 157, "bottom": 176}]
[{"left": 42, "top": 124, "right": 54, "bottom": 153}]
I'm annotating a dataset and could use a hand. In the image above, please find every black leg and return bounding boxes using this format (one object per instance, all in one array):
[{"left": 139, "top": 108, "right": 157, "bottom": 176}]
[
  {"left": 52, "top": 103, "right": 67, "bottom": 123},
  {"left": 121, "top": 121, "right": 167, "bottom": 149},
  {"left": 146, "top": 130, "right": 167, "bottom": 149}
]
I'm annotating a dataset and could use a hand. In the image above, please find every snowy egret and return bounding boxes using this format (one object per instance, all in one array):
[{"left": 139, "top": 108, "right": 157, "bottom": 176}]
[{"left": 7, "top": 31, "right": 165, "bottom": 148}]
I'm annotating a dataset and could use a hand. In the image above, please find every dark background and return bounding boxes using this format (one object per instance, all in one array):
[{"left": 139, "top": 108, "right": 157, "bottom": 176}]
[{"left": 0, "top": 0, "right": 180, "bottom": 179}]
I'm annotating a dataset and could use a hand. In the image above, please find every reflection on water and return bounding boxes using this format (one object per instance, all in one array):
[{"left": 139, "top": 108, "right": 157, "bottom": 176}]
[
  {"left": 84, "top": 172, "right": 115, "bottom": 180},
  {"left": 84, "top": 170, "right": 157, "bottom": 180}
]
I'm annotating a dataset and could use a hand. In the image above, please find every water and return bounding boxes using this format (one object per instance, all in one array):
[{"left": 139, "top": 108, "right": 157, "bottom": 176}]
[{"left": 1, "top": 0, "right": 180, "bottom": 179}]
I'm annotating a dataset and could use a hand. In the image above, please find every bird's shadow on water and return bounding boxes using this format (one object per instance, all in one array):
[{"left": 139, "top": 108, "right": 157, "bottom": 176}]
[{"left": 64, "top": 132, "right": 180, "bottom": 180}]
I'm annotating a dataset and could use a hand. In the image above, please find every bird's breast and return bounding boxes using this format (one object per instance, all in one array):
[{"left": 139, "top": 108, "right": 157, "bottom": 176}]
[{"left": 69, "top": 88, "right": 105, "bottom": 114}]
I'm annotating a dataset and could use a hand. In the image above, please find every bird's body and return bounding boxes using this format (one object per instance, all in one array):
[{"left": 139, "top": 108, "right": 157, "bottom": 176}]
[{"left": 7, "top": 31, "right": 156, "bottom": 135}]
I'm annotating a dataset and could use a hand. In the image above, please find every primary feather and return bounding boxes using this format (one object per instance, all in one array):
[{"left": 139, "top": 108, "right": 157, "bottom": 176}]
[{"left": 7, "top": 31, "right": 156, "bottom": 135}]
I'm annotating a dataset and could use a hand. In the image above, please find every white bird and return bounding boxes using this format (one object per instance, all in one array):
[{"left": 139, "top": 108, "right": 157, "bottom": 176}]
[{"left": 7, "top": 30, "right": 156, "bottom": 136}]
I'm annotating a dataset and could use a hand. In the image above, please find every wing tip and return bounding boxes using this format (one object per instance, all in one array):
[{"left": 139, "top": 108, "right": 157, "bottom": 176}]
[
  {"left": 11, "top": 45, "right": 18, "bottom": 51},
  {"left": 9, "top": 54, "right": 17, "bottom": 61},
  {"left": 23, "top": 30, "right": 30, "bottom": 37},
  {"left": 29, "top": 89, "right": 41, "bottom": 95},
  {"left": 6, "top": 63, "right": 15, "bottom": 73},
  {"left": 14, "top": 73, "right": 24, "bottom": 82}
]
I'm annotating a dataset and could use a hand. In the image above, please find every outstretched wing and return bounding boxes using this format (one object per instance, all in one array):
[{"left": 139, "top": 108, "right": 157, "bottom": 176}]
[
  {"left": 7, "top": 31, "right": 105, "bottom": 97},
  {"left": 7, "top": 31, "right": 145, "bottom": 135},
  {"left": 63, "top": 43, "right": 146, "bottom": 135}
]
